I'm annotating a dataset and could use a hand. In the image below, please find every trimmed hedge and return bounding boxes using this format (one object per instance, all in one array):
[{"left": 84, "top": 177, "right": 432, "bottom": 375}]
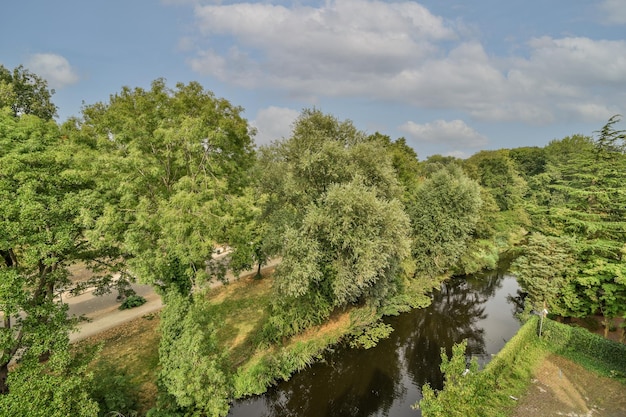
[
  {"left": 541, "top": 318, "right": 626, "bottom": 376},
  {"left": 483, "top": 315, "right": 539, "bottom": 377}
]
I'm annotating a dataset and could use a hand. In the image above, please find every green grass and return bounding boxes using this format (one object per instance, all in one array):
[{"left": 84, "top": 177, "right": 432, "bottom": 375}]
[{"left": 205, "top": 274, "right": 275, "bottom": 368}]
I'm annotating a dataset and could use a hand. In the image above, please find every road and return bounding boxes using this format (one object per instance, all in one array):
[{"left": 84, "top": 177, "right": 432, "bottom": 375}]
[{"left": 66, "top": 283, "right": 162, "bottom": 342}]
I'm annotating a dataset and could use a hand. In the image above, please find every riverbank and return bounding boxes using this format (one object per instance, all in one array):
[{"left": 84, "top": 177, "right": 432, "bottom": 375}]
[{"left": 417, "top": 316, "right": 626, "bottom": 417}]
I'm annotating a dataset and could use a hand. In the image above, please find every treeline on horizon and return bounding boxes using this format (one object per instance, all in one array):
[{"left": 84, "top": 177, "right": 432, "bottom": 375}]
[{"left": 1, "top": 65, "right": 625, "bottom": 416}]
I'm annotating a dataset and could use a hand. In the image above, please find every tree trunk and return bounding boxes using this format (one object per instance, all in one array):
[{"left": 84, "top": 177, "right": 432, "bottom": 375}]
[
  {"left": 0, "top": 363, "right": 8, "bottom": 394},
  {"left": 603, "top": 316, "right": 611, "bottom": 339},
  {"left": 255, "top": 262, "right": 262, "bottom": 279}
]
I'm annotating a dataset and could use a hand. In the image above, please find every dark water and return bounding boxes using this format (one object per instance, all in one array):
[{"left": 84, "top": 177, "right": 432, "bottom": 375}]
[{"left": 228, "top": 264, "right": 523, "bottom": 417}]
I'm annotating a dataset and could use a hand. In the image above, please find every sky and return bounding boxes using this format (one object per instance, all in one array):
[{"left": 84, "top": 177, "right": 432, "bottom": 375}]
[{"left": 1, "top": 0, "right": 625, "bottom": 158}]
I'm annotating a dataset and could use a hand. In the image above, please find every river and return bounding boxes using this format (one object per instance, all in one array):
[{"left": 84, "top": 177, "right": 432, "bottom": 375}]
[{"left": 228, "top": 262, "right": 523, "bottom": 417}]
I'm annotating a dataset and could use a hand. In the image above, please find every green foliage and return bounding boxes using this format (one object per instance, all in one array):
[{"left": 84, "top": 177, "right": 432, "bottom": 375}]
[
  {"left": 511, "top": 233, "right": 576, "bottom": 314},
  {"left": 508, "top": 146, "right": 547, "bottom": 178},
  {"left": 155, "top": 291, "right": 232, "bottom": 417},
  {"left": 118, "top": 295, "right": 147, "bottom": 310},
  {"left": 408, "top": 164, "right": 483, "bottom": 277},
  {"left": 417, "top": 317, "right": 543, "bottom": 417},
  {"left": 541, "top": 318, "right": 626, "bottom": 378},
  {"left": 257, "top": 109, "right": 415, "bottom": 339},
  {"left": 418, "top": 340, "right": 487, "bottom": 417},
  {"left": 349, "top": 322, "right": 394, "bottom": 349},
  {"left": 233, "top": 328, "right": 344, "bottom": 398},
  {"left": 0, "top": 336, "right": 100, "bottom": 417},
  {"left": 89, "top": 360, "right": 140, "bottom": 417},
  {"left": 0, "top": 108, "right": 108, "bottom": 396},
  {"left": 527, "top": 117, "right": 626, "bottom": 327},
  {"left": 71, "top": 79, "right": 256, "bottom": 291},
  {"left": 262, "top": 290, "right": 333, "bottom": 344},
  {"left": 0, "top": 64, "right": 57, "bottom": 120},
  {"left": 464, "top": 149, "right": 527, "bottom": 212}
]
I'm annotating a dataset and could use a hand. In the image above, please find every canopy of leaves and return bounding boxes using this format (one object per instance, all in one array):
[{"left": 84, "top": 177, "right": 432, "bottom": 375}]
[
  {"left": 0, "top": 109, "right": 104, "bottom": 394},
  {"left": 0, "top": 65, "right": 57, "bottom": 120},
  {"left": 69, "top": 79, "right": 256, "bottom": 291},
  {"left": 408, "top": 165, "right": 482, "bottom": 278},
  {"left": 156, "top": 291, "right": 232, "bottom": 416}
]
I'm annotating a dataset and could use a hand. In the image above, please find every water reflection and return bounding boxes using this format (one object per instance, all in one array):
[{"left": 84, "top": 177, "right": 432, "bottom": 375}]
[{"left": 229, "top": 268, "right": 520, "bottom": 417}]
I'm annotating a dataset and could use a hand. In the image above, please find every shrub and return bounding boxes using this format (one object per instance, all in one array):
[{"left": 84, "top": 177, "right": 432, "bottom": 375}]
[
  {"left": 89, "top": 361, "right": 140, "bottom": 417},
  {"left": 119, "top": 295, "right": 147, "bottom": 310},
  {"left": 541, "top": 318, "right": 626, "bottom": 377}
]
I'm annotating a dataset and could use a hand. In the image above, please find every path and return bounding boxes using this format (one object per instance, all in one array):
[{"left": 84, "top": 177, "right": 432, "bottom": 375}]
[{"left": 68, "top": 258, "right": 280, "bottom": 342}]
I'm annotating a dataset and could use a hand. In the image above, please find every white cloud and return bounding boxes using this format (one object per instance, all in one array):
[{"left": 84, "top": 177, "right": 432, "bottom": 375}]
[
  {"left": 251, "top": 106, "right": 300, "bottom": 146},
  {"left": 183, "top": 1, "right": 625, "bottom": 126},
  {"left": 25, "top": 53, "right": 79, "bottom": 89},
  {"left": 600, "top": 0, "right": 626, "bottom": 25},
  {"left": 192, "top": 0, "right": 455, "bottom": 80},
  {"left": 399, "top": 119, "right": 488, "bottom": 148}
]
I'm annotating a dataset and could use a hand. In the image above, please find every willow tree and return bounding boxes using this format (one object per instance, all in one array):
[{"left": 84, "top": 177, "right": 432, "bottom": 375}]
[
  {"left": 258, "top": 110, "right": 413, "bottom": 339},
  {"left": 407, "top": 164, "right": 483, "bottom": 278}
]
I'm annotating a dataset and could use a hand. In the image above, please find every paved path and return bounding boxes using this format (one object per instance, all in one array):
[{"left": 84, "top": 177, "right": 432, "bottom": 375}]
[{"left": 67, "top": 259, "right": 280, "bottom": 342}]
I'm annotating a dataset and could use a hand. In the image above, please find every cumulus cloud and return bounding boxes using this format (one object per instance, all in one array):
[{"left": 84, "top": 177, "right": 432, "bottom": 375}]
[
  {"left": 251, "top": 106, "right": 300, "bottom": 146},
  {"left": 25, "top": 53, "right": 79, "bottom": 89},
  {"left": 183, "top": 0, "right": 625, "bottom": 126},
  {"left": 399, "top": 119, "right": 488, "bottom": 148},
  {"left": 600, "top": 0, "right": 626, "bottom": 25}
]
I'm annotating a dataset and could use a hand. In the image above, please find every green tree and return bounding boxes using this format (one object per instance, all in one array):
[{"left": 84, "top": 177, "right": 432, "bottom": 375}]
[
  {"left": 407, "top": 165, "right": 482, "bottom": 278},
  {"left": 0, "top": 109, "right": 100, "bottom": 409},
  {"left": 0, "top": 65, "right": 57, "bottom": 120},
  {"left": 531, "top": 116, "right": 626, "bottom": 335},
  {"left": 258, "top": 110, "right": 413, "bottom": 338},
  {"left": 154, "top": 291, "right": 232, "bottom": 417},
  {"left": 69, "top": 79, "right": 256, "bottom": 292},
  {"left": 511, "top": 232, "right": 576, "bottom": 315},
  {"left": 464, "top": 149, "right": 526, "bottom": 212},
  {"left": 418, "top": 340, "right": 485, "bottom": 417}
]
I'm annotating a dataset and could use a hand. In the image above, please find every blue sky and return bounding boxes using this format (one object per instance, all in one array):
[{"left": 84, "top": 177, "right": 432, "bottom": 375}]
[{"left": 2, "top": 0, "right": 625, "bottom": 158}]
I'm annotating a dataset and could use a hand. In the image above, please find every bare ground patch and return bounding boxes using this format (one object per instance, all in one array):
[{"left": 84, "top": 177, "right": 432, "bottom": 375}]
[{"left": 512, "top": 354, "right": 626, "bottom": 417}]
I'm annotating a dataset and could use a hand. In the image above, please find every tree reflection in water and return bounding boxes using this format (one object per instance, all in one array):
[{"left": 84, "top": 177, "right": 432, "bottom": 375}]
[{"left": 228, "top": 268, "right": 520, "bottom": 417}]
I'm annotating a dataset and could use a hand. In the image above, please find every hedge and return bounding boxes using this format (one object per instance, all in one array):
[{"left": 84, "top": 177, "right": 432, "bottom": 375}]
[{"left": 541, "top": 318, "right": 626, "bottom": 376}]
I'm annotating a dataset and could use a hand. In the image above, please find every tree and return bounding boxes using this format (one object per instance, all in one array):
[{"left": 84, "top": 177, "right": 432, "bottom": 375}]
[
  {"left": 530, "top": 116, "right": 626, "bottom": 335},
  {"left": 0, "top": 65, "right": 57, "bottom": 120},
  {"left": 68, "top": 79, "right": 256, "bottom": 292},
  {"left": 0, "top": 108, "right": 100, "bottom": 407},
  {"left": 257, "top": 110, "right": 413, "bottom": 338},
  {"left": 407, "top": 165, "right": 483, "bottom": 278},
  {"left": 511, "top": 233, "right": 576, "bottom": 315},
  {"left": 464, "top": 149, "right": 526, "bottom": 212},
  {"left": 154, "top": 291, "right": 232, "bottom": 416}
]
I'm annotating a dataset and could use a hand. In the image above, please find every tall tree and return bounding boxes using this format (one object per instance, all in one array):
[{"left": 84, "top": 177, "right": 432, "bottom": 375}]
[
  {"left": 532, "top": 116, "right": 626, "bottom": 334},
  {"left": 258, "top": 110, "right": 413, "bottom": 338},
  {"left": 407, "top": 164, "right": 483, "bottom": 278},
  {"left": 0, "top": 108, "right": 100, "bottom": 408},
  {"left": 69, "top": 79, "right": 256, "bottom": 292},
  {"left": 511, "top": 232, "right": 576, "bottom": 315},
  {"left": 154, "top": 290, "right": 232, "bottom": 416}
]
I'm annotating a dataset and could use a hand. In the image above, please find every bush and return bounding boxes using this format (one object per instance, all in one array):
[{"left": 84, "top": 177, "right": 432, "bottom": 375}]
[
  {"left": 119, "top": 295, "right": 147, "bottom": 310},
  {"left": 89, "top": 361, "right": 140, "bottom": 417},
  {"left": 541, "top": 318, "right": 626, "bottom": 377}
]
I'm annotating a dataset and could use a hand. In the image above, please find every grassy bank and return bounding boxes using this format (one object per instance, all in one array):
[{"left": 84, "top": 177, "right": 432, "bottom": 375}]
[{"left": 418, "top": 316, "right": 626, "bottom": 417}]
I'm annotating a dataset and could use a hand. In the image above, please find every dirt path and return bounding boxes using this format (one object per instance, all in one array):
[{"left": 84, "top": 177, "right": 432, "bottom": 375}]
[{"left": 511, "top": 354, "right": 626, "bottom": 417}]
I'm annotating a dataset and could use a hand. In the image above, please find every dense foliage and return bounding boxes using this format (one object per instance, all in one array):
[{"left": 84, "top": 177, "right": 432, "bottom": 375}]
[{"left": 2, "top": 62, "right": 625, "bottom": 415}]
